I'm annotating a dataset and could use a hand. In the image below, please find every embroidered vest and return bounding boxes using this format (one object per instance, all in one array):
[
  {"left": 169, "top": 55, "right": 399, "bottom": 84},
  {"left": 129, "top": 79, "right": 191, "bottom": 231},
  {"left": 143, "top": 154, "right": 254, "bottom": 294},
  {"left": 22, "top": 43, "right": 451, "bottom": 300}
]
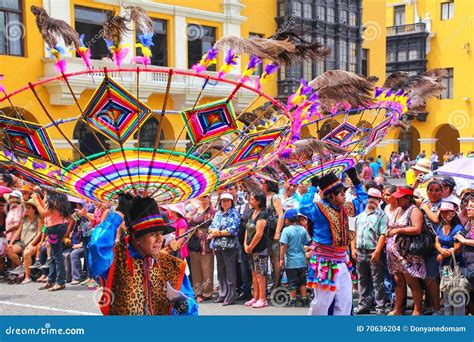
[
  {"left": 100, "top": 242, "right": 186, "bottom": 315},
  {"left": 316, "top": 202, "right": 355, "bottom": 247}
]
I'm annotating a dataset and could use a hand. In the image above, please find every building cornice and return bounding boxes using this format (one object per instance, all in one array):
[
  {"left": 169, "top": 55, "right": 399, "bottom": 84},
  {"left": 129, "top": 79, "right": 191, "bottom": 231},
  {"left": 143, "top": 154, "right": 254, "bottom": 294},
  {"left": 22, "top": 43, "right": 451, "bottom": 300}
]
[
  {"left": 92, "top": 0, "right": 247, "bottom": 24},
  {"left": 386, "top": 0, "right": 413, "bottom": 8}
]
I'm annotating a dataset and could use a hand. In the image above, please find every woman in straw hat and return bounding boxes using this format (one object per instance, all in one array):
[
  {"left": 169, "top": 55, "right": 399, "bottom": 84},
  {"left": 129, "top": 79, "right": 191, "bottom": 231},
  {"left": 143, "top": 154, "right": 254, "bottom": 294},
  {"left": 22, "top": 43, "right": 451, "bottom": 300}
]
[{"left": 6, "top": 199, "right": 42, "bottom": 284}]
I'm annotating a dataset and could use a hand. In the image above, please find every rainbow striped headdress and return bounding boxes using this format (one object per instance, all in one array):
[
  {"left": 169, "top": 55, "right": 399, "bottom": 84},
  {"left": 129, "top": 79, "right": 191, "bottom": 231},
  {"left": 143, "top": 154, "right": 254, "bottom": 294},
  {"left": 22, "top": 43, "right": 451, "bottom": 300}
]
[{"left": 128, "top": 197, "right": 174, "bottom": 238}]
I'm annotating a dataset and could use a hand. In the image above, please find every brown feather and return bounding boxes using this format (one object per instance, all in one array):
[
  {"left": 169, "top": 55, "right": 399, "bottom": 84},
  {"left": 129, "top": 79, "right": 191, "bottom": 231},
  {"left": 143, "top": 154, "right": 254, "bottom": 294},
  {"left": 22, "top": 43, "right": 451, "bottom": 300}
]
[
  {"left": 102, "top": 11, "right": 130, "bottom": 45},
  {"left": 30, "top": 5, "right": 80, "bottom": 48},
  {"left": 271, "top": 159, "right": 293, "bottom": 180},
  {"left": 384, "top": 69, "right": 447, "bottom": 110},
  {"left": 382, "top": 71, "right": 409, "bottom": 89},
  {"left": 241, "top": 177, "right": 261, "bottom": 194},
  {"left": 124, "top": 5, "right": 153, "bottom": 34},
  {"left": 214, "top": 33, "right": 328, "bottom": 66},
  {"left": 238, "top": 112, "right": 258, "bottom": 126},
  {"left": 309, "top": 70, "right": 376, "bottom": 112},
  {"left": 291, "top": 138, "right": 348, "bottom": 161},
  {"left": 270, "top": 30, "right": 330, "bottom": 64},
  {"left": 422, "top": 68, "right": 448, "bottom": 81}
]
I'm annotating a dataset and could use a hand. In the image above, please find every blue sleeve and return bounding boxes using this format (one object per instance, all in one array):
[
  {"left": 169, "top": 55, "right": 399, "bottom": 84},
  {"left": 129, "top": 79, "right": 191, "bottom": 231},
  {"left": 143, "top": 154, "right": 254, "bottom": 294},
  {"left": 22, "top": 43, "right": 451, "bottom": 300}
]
[
  {"left": 87, "top": 210, "right": 123, "bottom": 280},
  {"left": 352, "top": 184, "right": 368, "bottom": 216},
  {"left": 452, "top": 224, "right": 464, "bottom": 236},
  {"left": 172, "top": 274, "right": 198, "bottom": 316},
  {"left": 226, "top": 210, "right": 241, "bottom": 237},
  {"left": 209, "top": 212, "right": 219, "bottom": 230},
  {"left": 298, "top": 186, "right": 322, "bottom": 224}
]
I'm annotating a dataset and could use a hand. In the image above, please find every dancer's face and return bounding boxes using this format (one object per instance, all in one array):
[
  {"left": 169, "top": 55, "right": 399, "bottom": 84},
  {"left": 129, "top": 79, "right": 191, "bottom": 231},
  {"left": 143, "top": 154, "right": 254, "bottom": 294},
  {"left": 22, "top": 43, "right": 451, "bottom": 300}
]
[
  {"left": 137, "top": 231, "right": 163, "bottom": 256},
  {"left": 331, "top": 189, "right": 346, "bottom": 206}
]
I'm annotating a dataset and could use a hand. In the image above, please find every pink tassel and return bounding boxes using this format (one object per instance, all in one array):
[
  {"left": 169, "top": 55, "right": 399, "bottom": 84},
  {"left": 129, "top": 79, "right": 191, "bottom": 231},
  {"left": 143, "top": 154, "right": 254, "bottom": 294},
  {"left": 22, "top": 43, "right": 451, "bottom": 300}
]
[
  {"left": 113, "top": 47, "right": 129, "bottom": 68},
  {"left": 77, "top": 48, "right": 92, "bottom": 70},
  {"left": 131, "top": 56, "right": 151, "bottom": 66},
  {"left": 54, "top": 59, "right": 67, "bottom": 73},
  {"left": 0, "top": 75, "right": 5, "bottom": 93}
]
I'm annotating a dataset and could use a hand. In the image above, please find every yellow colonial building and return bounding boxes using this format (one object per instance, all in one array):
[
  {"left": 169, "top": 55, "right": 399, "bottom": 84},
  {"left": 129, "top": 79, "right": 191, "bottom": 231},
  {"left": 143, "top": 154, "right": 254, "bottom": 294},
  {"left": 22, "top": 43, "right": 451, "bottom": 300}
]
[
  {"left": 0, "top": 0, "right": 388, "bottom": 162},
  {"left": 383, "top": 0, "right": 474, "bottom": 161},
  {"left": 0, "top": 0, "right": 278, "bottom": 160}
]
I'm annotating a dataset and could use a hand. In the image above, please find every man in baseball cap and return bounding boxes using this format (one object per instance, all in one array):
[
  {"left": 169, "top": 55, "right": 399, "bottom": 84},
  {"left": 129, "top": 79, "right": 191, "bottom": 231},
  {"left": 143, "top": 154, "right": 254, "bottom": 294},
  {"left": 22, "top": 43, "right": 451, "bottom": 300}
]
[
  {"left": 441, "top": 176, "right": 456, "bottom": 199},
  {"left": 280, "top": 209, "right": 311, "bottom": 307}
]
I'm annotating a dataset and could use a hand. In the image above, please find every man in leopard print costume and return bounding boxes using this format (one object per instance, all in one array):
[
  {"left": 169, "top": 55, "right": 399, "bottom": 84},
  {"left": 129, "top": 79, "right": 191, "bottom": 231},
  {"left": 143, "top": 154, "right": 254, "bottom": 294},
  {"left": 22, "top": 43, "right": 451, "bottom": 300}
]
[
  {"left": 299, "top": 168, "right": 367, "bottom": 315},
  {"left": 88, "top": 195, "right": 197, "bottom": 315}
]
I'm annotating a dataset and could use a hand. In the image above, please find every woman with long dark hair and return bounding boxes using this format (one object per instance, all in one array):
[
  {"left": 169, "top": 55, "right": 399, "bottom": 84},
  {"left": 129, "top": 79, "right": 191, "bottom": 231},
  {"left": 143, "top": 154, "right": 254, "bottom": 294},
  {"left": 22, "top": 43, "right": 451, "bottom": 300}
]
[
  {"left": 244, "top": 192, "right": 269, "bottom": 308},
  {"left": 33, "top": 190, "right": 70, "bottom": 291}
]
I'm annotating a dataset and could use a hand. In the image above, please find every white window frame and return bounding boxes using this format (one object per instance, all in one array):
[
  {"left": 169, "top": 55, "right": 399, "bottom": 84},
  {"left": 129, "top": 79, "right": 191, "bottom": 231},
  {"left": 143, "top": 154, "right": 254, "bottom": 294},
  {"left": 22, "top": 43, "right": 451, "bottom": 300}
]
[{"left": 441, "top": 2, "right": 454, "bottom": 20}]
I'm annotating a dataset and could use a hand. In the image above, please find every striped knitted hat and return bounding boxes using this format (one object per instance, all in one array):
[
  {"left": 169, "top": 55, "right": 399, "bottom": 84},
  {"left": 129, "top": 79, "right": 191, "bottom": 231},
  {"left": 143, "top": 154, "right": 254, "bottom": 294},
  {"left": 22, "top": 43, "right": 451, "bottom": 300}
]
[{"left": 128, "top": 197, "right": 174, "bottom": 238}]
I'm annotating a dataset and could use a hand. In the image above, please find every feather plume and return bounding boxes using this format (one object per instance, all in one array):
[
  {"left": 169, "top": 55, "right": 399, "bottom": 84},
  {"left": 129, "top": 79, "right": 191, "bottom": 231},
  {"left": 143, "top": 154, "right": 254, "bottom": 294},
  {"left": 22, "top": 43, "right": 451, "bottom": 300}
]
[
  {"left": 192, "top": 136, "right": 233, "bottom": 155},
  {"left": 238, "top": 112, "right": 258, "bottom": 126},
  {"left": 123, "top": 5, "right": 153, "bottom": 34},
  {"left": 382, "top": 71, "right": 409, "bottom": 90},
  {"left": 30, "top": 5, "right": 80, "bottom": 48},
  {"left": 291, "top": 139, "right": 348, "bottom": 161},
  {"left": 261, "top": 166, "right": 282, "bottom": 181},
  {"left": 214, "top": 32, "right": 328, "bottom": 66},
  {"left": 271, "top": 30, "right": 330, "bottom": 64},
  {"left": 241, "top": 177, "right": 261, "bottom": 194},
  {"left": 271, "top": 159, "right": 293, "bottom": 180},
  {"left": 77, "top": 34, "right": 92, "bottom": 70},
  {"left": 422, "top": 68, "right": 448, "bottom": 81},
  {"left": 309, "top": 70, "right": 376, "bottom": 113},
  {"left": 383, "top": 69, "right": 447, "bottom": 112},
  {"left": 102, "top": 11, "right": 130, "bottom": 46}
]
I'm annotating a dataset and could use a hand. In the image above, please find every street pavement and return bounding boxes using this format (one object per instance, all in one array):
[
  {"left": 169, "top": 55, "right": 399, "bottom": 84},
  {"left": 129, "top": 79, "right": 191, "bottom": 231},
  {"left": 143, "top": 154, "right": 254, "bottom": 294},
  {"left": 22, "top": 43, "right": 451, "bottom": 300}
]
[{"left": 0, "top": 281, "right": 308, "bottom": 315}]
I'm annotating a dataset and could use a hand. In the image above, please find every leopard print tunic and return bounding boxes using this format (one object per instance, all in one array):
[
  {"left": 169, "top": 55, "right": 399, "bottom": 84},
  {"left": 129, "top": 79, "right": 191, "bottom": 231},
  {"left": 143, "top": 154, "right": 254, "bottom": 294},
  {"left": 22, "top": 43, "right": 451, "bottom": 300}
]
[
  {"left": 316, "top": 202, "right": 355, "bottom": 247},
  {"left": 100, "top": 242, "right": 186, "bottom": 315}
]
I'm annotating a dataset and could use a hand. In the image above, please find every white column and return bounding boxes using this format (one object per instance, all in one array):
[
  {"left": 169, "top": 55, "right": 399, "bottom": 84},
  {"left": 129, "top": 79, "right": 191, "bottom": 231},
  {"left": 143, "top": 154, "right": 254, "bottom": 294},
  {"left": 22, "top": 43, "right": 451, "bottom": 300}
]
[
  {"left": 174, "top": 15, "right": 188, "bottom": 69},
  {"left": 423, "top": 12, "right": 434, "bottom": 54},
  {"left": 43, "top": 0, "right": 72, "bottom": 57},
  {"left": 221, "top": 0, "right": 246, "bottom": 73}
]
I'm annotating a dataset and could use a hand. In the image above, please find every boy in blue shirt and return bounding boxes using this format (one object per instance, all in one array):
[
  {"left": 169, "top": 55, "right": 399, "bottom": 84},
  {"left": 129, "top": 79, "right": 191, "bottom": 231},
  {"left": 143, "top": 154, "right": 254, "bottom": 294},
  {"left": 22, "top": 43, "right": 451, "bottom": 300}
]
[{"left": 280, "top": 209, "right": 311, "bottom": 306}]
